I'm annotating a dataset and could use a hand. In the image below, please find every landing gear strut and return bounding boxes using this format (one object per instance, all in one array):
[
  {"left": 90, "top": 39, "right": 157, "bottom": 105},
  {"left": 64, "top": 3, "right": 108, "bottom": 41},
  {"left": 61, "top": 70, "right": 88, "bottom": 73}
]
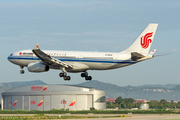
[
  {"left": 59, "top": 67, "right": 71, "bottom": 81},
  {"left": 20, "top": 66, "right": 25, "bottom": 74},
  {"left": 81, "top": 72, "right": 92, "bottom": 81}
]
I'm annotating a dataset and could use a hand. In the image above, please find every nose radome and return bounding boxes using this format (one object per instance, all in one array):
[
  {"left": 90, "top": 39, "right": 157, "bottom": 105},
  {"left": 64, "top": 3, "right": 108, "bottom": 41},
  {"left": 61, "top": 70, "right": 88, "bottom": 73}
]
[
  {"left": 7, "top": 55, "right": 12, "bottom": 62},
  {"left": 7, "top": 53, "right": 14, "bottom": 63}
]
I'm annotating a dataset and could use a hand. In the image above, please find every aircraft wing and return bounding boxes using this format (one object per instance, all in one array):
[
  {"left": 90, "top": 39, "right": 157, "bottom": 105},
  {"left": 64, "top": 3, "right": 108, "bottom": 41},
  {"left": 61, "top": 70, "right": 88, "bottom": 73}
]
[{"left": 32, "top": 44, "right": 72, "bottom": 68}]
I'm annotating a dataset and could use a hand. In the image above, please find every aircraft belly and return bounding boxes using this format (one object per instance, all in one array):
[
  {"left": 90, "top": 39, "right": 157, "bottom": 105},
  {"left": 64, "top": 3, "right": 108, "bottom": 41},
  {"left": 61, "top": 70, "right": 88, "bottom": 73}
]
[
  {"left": 58, "top": 61, "right": 134, "bottom": 72},
  {"left": 82, "top": 62, "right": 135, "bottom": 70},
  {"left": 85, "top": 62, "right": 112, "bottom": 70},
  {"left": 79, "top": 62, "right": 121, "bottom": 70},
  {"left": 9, "top": 59, "right": 39, "bottom": 67}
]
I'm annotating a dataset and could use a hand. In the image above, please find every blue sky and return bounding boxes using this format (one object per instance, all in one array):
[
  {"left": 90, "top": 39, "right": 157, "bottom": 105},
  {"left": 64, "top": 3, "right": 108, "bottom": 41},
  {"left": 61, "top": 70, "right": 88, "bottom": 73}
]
[{"left": 0, "top": 0, "right": 179, "bottom": 86}]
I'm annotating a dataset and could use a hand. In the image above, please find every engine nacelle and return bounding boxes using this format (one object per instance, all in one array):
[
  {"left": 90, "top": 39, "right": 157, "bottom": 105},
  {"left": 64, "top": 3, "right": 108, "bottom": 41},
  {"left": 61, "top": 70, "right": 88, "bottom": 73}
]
[{"left": 27, "top": 62, "right": 49, "bottom": 72}]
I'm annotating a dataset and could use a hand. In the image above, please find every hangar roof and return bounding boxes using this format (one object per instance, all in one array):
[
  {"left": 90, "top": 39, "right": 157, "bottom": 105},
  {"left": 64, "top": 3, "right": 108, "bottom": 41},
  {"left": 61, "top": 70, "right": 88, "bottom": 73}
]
[
  {"left": 2, "top": 84, "right": 105, "bottom": 96},
  {"left": 4, "top": 85, "right": 94, "bottom": 92}
]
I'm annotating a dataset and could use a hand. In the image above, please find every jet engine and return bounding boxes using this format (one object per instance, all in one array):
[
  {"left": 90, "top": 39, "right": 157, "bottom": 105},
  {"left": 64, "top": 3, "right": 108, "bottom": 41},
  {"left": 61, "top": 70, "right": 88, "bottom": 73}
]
[{"left": 27, "top": 62, "right": 49, "bottom": 72}]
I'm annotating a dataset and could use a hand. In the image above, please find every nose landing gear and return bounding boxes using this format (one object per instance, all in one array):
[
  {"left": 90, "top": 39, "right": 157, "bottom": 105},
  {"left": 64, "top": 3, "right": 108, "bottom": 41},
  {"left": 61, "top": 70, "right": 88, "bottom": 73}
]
[{"left": 20, "top": 66, "right": 25, "bottom": 74}]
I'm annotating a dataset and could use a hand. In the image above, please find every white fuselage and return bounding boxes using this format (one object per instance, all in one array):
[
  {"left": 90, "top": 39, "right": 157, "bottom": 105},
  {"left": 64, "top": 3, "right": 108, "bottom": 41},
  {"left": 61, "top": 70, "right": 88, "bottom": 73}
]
[
  {"left": 7, "top": 50, "right": 148, "bottom": 73},
  {"left": 7, "top": 24, "right": 158, "bottom": 81}
]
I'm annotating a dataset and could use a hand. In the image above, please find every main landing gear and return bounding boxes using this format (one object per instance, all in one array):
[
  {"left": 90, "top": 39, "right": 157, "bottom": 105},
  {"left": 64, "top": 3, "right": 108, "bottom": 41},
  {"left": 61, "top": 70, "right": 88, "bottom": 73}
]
[
  {"left": 81, "top": 72, "right": 92, "bottom": 81},
  {"left": 59, "top": 72, "right": 71, "bottom": 81},
  {"left": 59, "top": 68, "right": 92, "bottom": 81},
  {"left": 59, "top": 67, "right": 71, "bottom": 81},
  {"left": 20, "top": 66, "right": 25, "bottom": 74}
]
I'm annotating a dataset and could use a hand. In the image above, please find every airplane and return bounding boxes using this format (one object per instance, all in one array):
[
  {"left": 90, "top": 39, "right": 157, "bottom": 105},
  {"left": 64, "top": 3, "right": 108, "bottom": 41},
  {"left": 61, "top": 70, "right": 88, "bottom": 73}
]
[{"left": 8, "top": 23, "right": 158, "bottom": 81}]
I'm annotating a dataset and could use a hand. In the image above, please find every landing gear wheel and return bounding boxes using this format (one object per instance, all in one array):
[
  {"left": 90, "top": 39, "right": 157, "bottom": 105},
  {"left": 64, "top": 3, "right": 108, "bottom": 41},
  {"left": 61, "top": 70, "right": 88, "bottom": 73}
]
[
  {"left": 88, "top": 76, "right": 92, "bottom": 80},
  {"left": 81, "top": 72, "right": 88, "bottom": 77},
  {"left": 81, "top": 73, "right": 85, "bottom": 77},
  {"left": 85, "top": 76, "right": 88, "bottom": 80},
  {"left": 59, "top": 73, "right": 64, "bottom": 77},
  {"left": 64, "top": 76, "right": 67, "bottom": 80},
  {"left": 64, "top": 76, "right": 71, "bottom": 81},
  {"left": 85, "top": 76, "right": 92, "bottom": 81},
  {"left": 20, "top": 66, "right": 24, "bottom": 74},
  {"left": 20, "top": 70, "right": 25, "bottom": 74},
  {"left": 81, "top": 72, "right": 92, "bottom": 81},
  {"left": 67, "top": 76, "right": 71, "bottom": 81}
]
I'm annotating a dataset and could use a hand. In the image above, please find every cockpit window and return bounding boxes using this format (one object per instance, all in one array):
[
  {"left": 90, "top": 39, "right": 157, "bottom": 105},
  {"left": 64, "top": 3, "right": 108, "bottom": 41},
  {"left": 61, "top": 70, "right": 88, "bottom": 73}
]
[{"left": 10, "top": 54, "right": 12, "bottom": 56}]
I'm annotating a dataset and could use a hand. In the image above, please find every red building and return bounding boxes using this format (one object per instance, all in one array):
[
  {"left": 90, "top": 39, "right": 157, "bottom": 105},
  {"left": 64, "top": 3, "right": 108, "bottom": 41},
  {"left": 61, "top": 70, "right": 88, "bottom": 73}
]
[
  {"left": 106, "top": 98, "right": 116, "bottom": 103},
  {"left": 135, "top": 99, "right": 147, "bottom": 103}
]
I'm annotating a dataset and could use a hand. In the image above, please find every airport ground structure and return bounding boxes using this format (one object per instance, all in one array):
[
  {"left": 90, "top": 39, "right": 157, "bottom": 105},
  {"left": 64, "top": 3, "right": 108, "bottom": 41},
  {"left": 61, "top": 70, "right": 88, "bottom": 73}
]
[{"left": 1, "top": 85, "right": 106, "bottom": 111}]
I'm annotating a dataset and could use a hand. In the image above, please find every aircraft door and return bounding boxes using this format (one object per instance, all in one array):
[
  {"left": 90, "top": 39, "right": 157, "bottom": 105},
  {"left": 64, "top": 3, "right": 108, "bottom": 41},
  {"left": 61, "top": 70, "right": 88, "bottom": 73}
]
[
  {"left": 76, "top": 55, "right": 83, "bottom": 62},
  {"left": 113, "top": 55, "right": 118, "bottom": 62}
]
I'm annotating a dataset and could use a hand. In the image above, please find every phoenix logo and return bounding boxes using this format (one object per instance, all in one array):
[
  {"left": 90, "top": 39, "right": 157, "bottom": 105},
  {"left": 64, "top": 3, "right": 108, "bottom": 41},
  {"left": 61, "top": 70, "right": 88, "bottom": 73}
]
[
  {"left": 69, "top": 100, "right": 76, "bottom": 106},
  {"left": 42, "top": 86, "right": 47, "bottom": 91},
  {"left": 140, "top": 32, "right": 153, "bottom": 49},
  {"left": 13, "top": 100, "right": 17, "bottom": 106},
  {"left": 36, "top": 44, "right": 39, "bottom": 49},
  {"left": 37, "top": 100, "right": 43, "bottom": 106}
]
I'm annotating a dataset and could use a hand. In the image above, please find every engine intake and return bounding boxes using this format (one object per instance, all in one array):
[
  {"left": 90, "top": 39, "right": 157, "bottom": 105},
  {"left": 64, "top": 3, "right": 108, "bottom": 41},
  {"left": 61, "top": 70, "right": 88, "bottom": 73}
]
[{"left": 27, "top": 62, "right": 49, "bottom": 72}]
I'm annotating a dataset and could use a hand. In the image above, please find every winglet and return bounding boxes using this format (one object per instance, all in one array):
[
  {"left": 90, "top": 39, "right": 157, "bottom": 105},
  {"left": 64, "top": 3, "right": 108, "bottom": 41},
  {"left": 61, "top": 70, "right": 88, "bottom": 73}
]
[{"left": 34, "top": 43, "right": 39, "bottom": 49}]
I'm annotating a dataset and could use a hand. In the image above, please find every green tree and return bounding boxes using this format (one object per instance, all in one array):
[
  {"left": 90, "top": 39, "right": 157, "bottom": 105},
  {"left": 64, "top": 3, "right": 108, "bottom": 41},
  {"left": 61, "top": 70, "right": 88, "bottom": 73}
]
[
  {"left": 160, "top": 99, "right": 168, "bottom": 104},
  {"left": 148, "top": 100, "right": 158, "bottom": 108},
  {"left": 106, "top": 101, "right": 111, "bottom": 108},
  {"left": 127, "top": 98, "right": 135, "bottom": 103},
  {"left": 123, "top": 103, "right": 126, "bottom": 109},
  {"left": 129, "top": 103, "right": 132, "bottom": 109},
  {"left": 176, "top": 104, "right": 180, "bottom": 108},
  {"left": 126, "top": 103, "right": 129, "bottom": 109},
  {"left": 158, "top": 104, "right": 163, "bottom": 109},
  {"left": 115, "top": 96, "right": 123, "bottom": 104}
]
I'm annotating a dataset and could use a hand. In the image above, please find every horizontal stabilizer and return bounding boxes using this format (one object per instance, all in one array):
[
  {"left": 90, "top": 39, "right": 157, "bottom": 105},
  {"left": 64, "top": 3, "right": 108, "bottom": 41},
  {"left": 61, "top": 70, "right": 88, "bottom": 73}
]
[{"left": 131, "top": 52, "right": 145, "bottom": 61}]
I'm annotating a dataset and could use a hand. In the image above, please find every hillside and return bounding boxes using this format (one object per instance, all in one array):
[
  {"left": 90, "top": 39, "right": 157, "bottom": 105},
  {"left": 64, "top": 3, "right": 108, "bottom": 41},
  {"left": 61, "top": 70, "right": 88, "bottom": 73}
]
[
  {"left": 0, "top": 80, "right": 46, "bottom": 100},
  {"left": 0, "top": 80, "right": 179, "bottom": 101},
  {"left": 137, "top": 84, "right": 180, "bottom": 89},
  {"left": 76, "top": 80, "right": 180, "bottom": 101},
  {"left": 0, "top": 80, "right": 46, "bottom": 89}
]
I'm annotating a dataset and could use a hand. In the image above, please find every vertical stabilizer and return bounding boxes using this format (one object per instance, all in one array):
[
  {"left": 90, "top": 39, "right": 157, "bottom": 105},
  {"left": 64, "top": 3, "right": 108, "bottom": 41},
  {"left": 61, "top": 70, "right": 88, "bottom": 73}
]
[{"left": 123, "top": 24, "right": 158, "bottom": 54}]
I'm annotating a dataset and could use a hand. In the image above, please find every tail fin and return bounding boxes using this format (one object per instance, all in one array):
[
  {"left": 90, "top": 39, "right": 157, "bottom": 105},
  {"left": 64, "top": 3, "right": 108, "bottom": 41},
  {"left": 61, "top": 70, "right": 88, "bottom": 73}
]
[{"left": 122, "top": 23, "right": 158, "bottom": 54}]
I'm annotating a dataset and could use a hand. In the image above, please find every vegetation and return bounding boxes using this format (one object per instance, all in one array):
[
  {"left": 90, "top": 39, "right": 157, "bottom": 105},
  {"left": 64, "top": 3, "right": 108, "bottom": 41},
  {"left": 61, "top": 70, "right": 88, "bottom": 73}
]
[
  {"left": 106, "top": 97, "right": 141, "bottom": 109},
  {"left": 0, "top": 115, "right": 127, "bottom": 120},
  {"left": 90, "top": 107, "right": 96, "bottom": 111},
  {"left": 0, "top": 109, "right": 179, "bottom": 114},
  {"left": 106, "top": 96, "right": 180, "bottom": 109}
]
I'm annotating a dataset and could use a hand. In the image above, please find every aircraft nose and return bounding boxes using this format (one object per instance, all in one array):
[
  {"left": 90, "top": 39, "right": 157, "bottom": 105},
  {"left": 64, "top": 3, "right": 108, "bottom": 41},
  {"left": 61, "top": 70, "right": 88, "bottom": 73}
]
[{"left": 7, "top": 54, "right": 13, "bottom": 63}]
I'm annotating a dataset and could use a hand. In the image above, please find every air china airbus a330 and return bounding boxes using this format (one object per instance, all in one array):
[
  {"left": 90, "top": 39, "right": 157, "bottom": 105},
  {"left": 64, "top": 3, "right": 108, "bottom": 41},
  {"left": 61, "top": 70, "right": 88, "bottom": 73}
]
[{"left": 8, "top": 23, "right": 158, "bottom": 81}]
